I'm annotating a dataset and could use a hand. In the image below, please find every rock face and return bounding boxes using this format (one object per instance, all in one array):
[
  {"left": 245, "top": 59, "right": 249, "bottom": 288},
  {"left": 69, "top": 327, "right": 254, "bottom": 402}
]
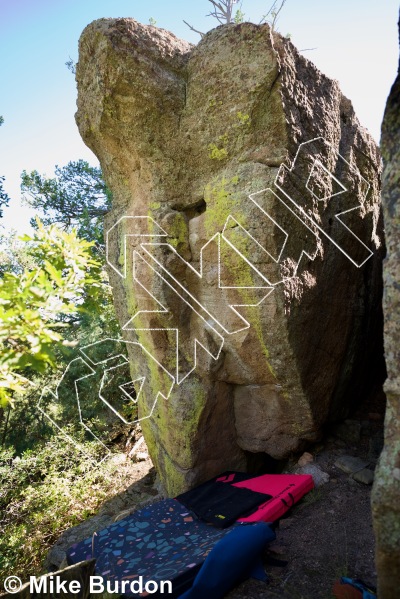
[
  {"left": 372, "top": 16, "right": 400, "bottom": 599},
  {"left": 76, "top": 19, "right": 384, "bottom": 495}
]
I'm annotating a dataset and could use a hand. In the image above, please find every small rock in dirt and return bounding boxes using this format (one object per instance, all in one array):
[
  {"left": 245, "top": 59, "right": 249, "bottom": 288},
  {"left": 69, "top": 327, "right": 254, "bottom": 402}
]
[
  {"left": 297, "top": 463, "right": 330, "bottom": 487},
  {"left": 352, "top": 468, "right": 375, "bottom": 485},
  {"left": 136, "top": 452, "right": 149, "bottom": 461},
  {"left": 297, "top": 451, "right": 314, "bottom": 467},
  {"left": 128, "top": 435, "right": 145, "bottom": 458},
  {"left": 335, "top": 455, "right": 369, "bottom": 474},
  {"left": 332, "top": 419, "right": 362, "bottom": 444}
]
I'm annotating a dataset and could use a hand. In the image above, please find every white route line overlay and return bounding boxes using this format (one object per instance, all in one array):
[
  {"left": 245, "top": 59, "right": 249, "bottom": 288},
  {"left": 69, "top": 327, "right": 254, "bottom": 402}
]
[
  {"left": 39, "top": 136, "right": 375, "bottom": 459},
  {"left": 275, "top": 136, "right": 374, "bottom": 268},
  {"left": 37, "top": 340, "right": 175, "bottom": 462}
]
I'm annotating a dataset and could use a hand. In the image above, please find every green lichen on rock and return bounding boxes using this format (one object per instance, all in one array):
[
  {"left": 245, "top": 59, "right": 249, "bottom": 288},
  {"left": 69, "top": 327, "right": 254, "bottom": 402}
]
[
  {"left": 203, "top": 176, "right": 244, "bottom": 236},
  {"left": 76, "top": 17, "right": 384, "bottom": 491},
  {"left": 165, "top": 211, "right": 189, "bottom": 251},
  {"left": 208, "top": 135, "right": 229, "bottom": 161}
]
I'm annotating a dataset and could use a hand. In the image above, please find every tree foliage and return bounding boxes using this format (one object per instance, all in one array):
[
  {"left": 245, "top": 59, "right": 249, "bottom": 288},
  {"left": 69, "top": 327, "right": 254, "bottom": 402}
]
[
  {"left": 0, "top": 158, "right": 132, "bottom": 583},
  {"left": 0, "top": 177, "right": 9, "bottom": 218},
  {"left": 0, "top": 220, "right": 105, "bottom": 406},
  {"left": 0, "top": 116, "right": 10, "bottom": 220},
  {"left": 65, "top": 56, "right": 77, "bottom": 75},
  {"left": 0, "top": 435, "right": 138, "bottom": 580},
  {"left": 184, "top": 0, "right": 243, "bottom": 37},
  {"left": 21, "top": 160, "right": 111, "bottom": 246},
  {"left": 0, "top": 230, "right": 38, "bottom": 276},
  {"left": 6, "top": 158, "right": 126, "bottom": 443},
  {"left": 184, "top": 0, "right": 287, "bottom": 37}
]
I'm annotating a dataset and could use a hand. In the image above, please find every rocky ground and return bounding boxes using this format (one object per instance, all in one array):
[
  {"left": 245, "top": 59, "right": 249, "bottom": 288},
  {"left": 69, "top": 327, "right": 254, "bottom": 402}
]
[
  {"left": 47, "top": 401, "right": 384, "bottom": 599},
  {"left": 226, "top": 412, "right": 384, "bottom": 599}
]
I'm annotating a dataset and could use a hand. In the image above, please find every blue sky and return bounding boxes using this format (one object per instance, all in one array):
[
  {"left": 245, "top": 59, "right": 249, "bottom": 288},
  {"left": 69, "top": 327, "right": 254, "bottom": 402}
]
[{"left": 1, "top": 0, "right": 399, "bottom": 233}]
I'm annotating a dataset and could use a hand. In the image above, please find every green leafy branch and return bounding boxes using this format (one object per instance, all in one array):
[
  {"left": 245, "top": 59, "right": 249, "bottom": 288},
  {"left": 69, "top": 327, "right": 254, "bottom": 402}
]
[{"left": 0, "top": 220, "right": 106, "bottom": 406}]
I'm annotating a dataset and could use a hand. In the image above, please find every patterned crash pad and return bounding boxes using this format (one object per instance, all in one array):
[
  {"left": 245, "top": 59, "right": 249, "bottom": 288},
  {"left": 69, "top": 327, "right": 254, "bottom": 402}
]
[{"left": 66, "top": 499, "right": 232, "bottom": 597}]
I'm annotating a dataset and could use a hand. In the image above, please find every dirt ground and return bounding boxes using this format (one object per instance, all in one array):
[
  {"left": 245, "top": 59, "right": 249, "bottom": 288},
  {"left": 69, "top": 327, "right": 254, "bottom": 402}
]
[
  {"left": 225, "top": 437, "right": 379, "bottom": 599},
  {"left": 47, "top": 399, "right": 384, "bottom": 599}
]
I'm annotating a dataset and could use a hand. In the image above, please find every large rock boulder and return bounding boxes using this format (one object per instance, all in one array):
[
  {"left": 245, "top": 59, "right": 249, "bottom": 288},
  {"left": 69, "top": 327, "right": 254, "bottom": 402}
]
[
  {"left": 76, "top": 19, "right": 384, "bottom": 495},
  {"left": 372, "top": 16, "right": 400, "bottom": 599}
]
